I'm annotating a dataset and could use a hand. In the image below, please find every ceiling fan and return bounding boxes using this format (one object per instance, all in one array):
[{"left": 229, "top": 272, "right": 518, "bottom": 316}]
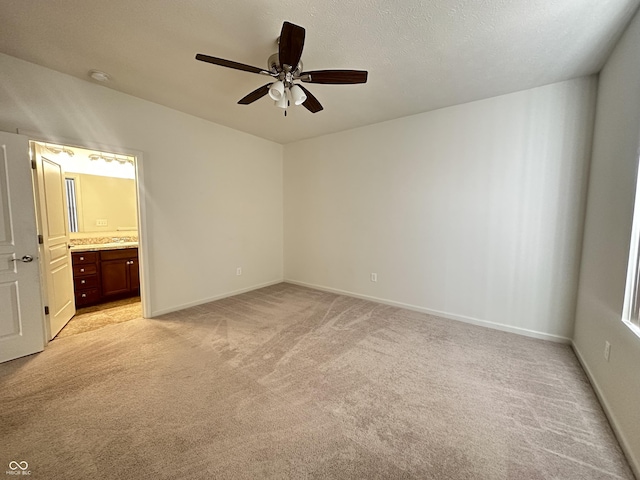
[{"left": 195, "top": 21, "right": 368, "bottom": 115}]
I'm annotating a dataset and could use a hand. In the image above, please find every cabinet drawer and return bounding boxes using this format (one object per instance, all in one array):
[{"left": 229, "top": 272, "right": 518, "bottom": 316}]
[
  {"left": 74, "top": 275, "right": 99, "bottom": 290},
  {"left": 72, "top": 252, "right": 98, "bottom": 265},
  {"left": 75, "top": 288, "right": 100, "bottom": 306},
  {"left": 73, "top": 264, "right": 97, "bottom": 276},
  {"left": 101, "top": 248, "right": 138, "bottom": 261}
]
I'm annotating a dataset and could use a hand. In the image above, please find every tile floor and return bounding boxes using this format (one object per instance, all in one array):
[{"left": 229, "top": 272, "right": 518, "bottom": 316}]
[{"left": 56, "top": 296, "right": 142, "bottom": 338}]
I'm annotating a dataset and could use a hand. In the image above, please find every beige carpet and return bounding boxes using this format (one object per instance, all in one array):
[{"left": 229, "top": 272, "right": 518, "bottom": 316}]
[
  {"left": 0, "top": 283, "right": 633, "bottom": 479},
  {"left": 56, "top": 297, "right": 142, "bottom": 338}
]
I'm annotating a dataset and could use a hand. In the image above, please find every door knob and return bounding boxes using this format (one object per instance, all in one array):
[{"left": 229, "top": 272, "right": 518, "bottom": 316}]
[{"left": 12, "top": 255, "right": 34, "bottom": 263}]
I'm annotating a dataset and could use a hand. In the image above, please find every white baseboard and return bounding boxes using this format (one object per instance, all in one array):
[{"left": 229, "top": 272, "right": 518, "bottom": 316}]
[
  {"left": 284, "top": 279, "right": 571, "bottom": 344},
  {"left": 150, "top": 279, "right": 283, "bottom": 317},
  {"left": 571, "top": 343, "right": 640, "bottom": 479}
]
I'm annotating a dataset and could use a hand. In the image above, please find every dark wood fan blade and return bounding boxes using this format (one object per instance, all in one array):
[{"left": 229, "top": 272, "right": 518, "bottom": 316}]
[
  {"left": 279, "top": 21, "right": 305, "bottom": 69},
  {"left": 195, "top": 54, "right": 266, "bottom": 75},
  {"left": 301, "top": 70, "right": 368, "bottom": 84},
  {"left": 237, "top": 84, "right": 272, "bottom": 105},
  {"left": 298, "top": 85, "right": 323, "bottom": 113}
]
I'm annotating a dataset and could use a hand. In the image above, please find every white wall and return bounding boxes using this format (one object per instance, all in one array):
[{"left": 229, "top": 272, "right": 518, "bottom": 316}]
[
  {"left": 0, "top": 53, "right": 283, "bottom": 316},
  {"left": 284, "top": 77, "right": 597, "bottom": 341},
  {"left": 573, "top": 8, "right": 640, "bottom": 475}
]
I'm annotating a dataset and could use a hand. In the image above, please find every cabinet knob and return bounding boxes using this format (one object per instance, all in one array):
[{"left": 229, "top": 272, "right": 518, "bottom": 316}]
[
  {"left": 81, "top": 279, "right": 86, "bottom": 284},
  {"left": 80, "top": 268, "right": 85, "bottom": 272},
  {"left": 81, "top": 293, "right": 87, "bottom": 298},
  {"left": 79, "top": 256, "right": 84, "bottom": 261}
]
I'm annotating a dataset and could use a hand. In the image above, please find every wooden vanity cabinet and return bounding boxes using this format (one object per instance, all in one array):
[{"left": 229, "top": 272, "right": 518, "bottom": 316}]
[
  {"left": 72, "top": 252, "right": 101, "bottom": 306},
  {"left": 100, "top": 248, "right": 140, "bottom": 299},
  {"left": 71, "top": 247, "right": 139, "bottom": 307}
]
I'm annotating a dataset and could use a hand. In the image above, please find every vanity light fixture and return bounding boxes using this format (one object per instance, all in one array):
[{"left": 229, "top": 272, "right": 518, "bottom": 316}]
[
  {"left": 88, "top": 153, "right": 134, "bottom": 165},
  {"left": 37, "top": 142, "right": 75, "bottom": 157}
]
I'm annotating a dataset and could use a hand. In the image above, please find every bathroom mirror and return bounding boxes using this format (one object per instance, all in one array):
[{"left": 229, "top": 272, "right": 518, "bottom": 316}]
[{"left": 65, "top": 172, "right": 138, "bottom": 234}]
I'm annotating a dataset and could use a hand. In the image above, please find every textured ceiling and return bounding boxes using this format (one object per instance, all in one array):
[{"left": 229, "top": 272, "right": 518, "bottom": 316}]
[{"left": 1, "top": 0, "right": 639, "bottom": 144}]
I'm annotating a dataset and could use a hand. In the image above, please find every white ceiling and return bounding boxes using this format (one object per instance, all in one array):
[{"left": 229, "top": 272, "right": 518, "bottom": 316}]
[{"left": 1, "top": 0, "right": 638, "bottom": 144}]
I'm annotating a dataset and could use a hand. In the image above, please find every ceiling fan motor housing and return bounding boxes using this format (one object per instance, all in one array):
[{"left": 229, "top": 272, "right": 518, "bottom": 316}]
[{"left": 268, "top": 53, "right": 302, "bottom": 77}]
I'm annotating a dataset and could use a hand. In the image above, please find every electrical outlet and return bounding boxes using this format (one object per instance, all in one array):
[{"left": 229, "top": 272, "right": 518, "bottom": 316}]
[
  {"left": 604, "top": 341, "right": 611, "bottom": 362},
  {"left": 370, "top": 273, "right": 377, "bottom": 282},
  {"left": 96, "top": 219, "right": 108, "bottom": 226},
  {"left": 236, "top": 267, "right": 242, "bottom": 276}
]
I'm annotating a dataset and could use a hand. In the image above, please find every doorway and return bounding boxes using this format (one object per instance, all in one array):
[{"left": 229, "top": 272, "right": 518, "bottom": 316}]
[{"left": 30, "top": 141, "right": 145, "bottom": 339}]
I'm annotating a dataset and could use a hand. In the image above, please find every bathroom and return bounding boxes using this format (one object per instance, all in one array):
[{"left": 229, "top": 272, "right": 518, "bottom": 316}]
[{"left": 33, "top": 142, "right": 141, "bottom": 338}]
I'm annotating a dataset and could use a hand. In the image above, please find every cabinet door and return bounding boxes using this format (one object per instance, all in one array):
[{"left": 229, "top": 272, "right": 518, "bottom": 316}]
[
  {"left": 101, "top": 259, "right": 130, "bottom": 297},
  {"left": 129, "top": 258, "right": 140, "bottom": 294}
]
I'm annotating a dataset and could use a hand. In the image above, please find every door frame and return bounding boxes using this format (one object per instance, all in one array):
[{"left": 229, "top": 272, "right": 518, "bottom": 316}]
[{"left": 19, "top": 129, "right": 151, "bottom": 332}]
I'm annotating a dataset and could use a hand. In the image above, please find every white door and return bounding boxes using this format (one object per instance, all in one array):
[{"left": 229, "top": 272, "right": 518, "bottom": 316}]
[
  {"left": 32, "top": 143, "right": 75, "bottom": 339},
  {"left": 0, "top": 132, "right": 45, "bottom": 363}
]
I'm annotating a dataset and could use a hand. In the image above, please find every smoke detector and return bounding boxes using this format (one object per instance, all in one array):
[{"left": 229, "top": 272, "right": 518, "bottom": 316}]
[{"left": 89, "top": 70, "right": 111, "bottom": 82}]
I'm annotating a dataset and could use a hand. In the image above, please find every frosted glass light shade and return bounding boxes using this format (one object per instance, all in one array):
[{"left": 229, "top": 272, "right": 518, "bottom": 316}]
[
  {"left": 268, "top": 81, "right": 285, "bottom": 101},
  {"left": 275, "top": 91, "right": 288, "bottom": 109},
  {"left": 290, "top": 84, "right": 307, "bottom": 105}
]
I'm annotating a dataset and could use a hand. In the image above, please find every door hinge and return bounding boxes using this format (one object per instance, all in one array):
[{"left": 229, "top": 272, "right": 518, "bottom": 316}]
[
  {"left": 44, "top": 306, "right": 49, "bottom": 315},
  {"left": 31, "top": 159, "right": 36, "bottom": 170},
  {"left": 38, "top": 234, "right": 43, "bottom": 245}
]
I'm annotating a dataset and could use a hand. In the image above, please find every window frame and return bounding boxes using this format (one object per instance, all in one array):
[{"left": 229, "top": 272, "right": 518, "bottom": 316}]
[{"left": 64, "top": 176, "right": 79, "bottom": 233}]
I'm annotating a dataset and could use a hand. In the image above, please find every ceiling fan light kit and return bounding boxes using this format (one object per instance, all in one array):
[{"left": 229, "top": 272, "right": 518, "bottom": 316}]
[{"left": 195, "top": 21, "right": 368, "bottom": 115}]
